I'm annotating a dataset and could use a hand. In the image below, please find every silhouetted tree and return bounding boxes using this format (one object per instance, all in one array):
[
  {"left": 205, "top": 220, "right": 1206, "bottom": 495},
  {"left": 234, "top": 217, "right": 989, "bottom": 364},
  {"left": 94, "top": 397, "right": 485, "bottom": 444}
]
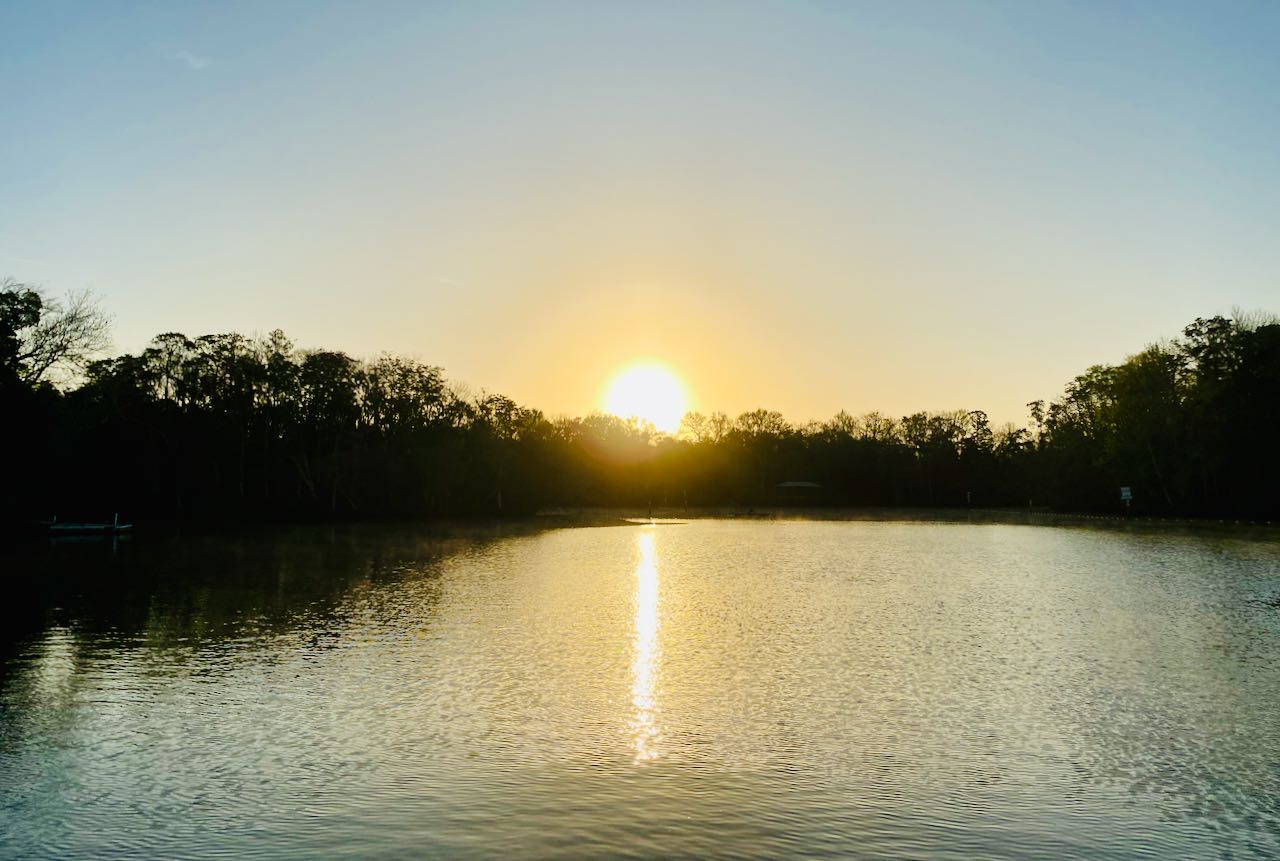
[
  {"left": 3, "top": 283, "right": 1277, "bottom": 522},
  {"left": 1, "top": 279, "right": 109, "bottom": 387}
]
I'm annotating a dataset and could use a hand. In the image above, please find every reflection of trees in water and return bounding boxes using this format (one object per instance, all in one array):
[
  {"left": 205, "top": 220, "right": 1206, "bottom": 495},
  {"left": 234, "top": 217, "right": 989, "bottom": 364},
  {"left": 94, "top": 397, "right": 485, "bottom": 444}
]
[
  {"left": 3, "top": 523, "right": 541, "bottom": 655},
  {"left": 0, "top": 523, "right": 544, "bottom": 759}
]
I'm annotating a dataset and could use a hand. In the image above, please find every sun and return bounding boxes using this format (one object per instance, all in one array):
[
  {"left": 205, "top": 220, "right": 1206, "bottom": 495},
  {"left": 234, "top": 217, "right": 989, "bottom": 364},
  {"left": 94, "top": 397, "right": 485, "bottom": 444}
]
[{"left": 602, "top": 362, "right": 689, "bottom": 434}]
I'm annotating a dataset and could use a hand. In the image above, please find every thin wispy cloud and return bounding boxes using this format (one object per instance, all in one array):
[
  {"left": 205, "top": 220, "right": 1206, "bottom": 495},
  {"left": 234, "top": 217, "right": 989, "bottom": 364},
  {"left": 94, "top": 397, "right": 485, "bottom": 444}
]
[{"left": 157, "top": 45, "right": 211, "bottom": 71}]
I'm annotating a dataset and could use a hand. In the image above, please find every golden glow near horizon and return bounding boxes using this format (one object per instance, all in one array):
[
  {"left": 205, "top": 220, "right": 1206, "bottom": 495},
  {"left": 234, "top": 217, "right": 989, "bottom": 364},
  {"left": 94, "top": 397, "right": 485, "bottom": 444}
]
[
  {"left": 630, "top": 529, "right": 661, "bottom": 763},
  {"left": 7, "top": 6, "right": 1276, "bottom": 430},
  {"left": 603, "top": 363, "right": 689, "bottom": 434}
]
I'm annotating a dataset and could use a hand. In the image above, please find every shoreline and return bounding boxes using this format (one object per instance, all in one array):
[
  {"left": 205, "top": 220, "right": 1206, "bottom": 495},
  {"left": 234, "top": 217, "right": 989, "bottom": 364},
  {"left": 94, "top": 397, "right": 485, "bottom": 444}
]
[
  {"left": 534, "top": 505, "right": 1279, "bottom": 534},
  {"left": 9, "top": 506, "right": 1275, "bottom": 547}
]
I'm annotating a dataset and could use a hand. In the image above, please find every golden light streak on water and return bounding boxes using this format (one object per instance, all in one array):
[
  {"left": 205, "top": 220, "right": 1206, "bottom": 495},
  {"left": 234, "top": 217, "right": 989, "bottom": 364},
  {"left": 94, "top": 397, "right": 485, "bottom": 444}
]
[{"left": 629, "top": 528, "right": 661, "bottom": 763}]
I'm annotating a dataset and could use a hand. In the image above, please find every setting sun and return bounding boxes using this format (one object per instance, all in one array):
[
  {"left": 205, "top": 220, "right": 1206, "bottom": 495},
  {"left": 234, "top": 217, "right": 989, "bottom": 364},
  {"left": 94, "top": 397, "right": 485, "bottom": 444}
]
[{"left": 602, "top": 363, "right": 688, "bottom": 434}]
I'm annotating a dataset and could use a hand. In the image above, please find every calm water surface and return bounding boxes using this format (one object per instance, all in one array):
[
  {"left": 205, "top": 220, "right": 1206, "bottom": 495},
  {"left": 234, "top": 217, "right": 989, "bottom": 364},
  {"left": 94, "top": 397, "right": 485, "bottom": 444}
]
[{"left": 2, "top": 519, "right": 1279, "bottom": 859}]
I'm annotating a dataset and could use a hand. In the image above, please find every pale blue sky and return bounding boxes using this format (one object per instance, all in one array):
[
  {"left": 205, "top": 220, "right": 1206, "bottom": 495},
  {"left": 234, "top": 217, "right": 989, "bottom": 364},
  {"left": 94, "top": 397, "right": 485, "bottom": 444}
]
[{"left": 3, "top": 1, "right": 1277, "bottom": 423}]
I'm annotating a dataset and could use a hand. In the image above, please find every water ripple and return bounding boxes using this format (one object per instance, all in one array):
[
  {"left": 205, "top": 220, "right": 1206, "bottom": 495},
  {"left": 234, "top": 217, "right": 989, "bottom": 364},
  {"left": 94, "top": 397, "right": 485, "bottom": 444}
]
[{"left": 2, "top": 521, "right": 1279, "bottom": 859}]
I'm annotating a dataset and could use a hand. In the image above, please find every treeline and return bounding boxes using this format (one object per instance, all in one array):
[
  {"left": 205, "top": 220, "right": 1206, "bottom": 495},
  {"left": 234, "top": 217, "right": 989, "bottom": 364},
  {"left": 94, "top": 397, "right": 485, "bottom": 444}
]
[{"left": 2, "top": 285, "right": 1278, "bottom": 521}]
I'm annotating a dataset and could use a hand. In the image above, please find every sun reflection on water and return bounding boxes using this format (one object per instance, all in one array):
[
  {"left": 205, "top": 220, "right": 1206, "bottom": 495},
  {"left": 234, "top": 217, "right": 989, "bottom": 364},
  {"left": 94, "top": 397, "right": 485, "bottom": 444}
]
[{"left": 630, "top": 529, "right": 661, "bottom": 763}]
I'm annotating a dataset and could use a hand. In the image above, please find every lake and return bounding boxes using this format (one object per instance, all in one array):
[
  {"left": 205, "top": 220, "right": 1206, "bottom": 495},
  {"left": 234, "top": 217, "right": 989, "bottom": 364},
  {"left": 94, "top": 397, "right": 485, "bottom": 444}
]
[{"left": 2, "top": 519, "right": 1279, "bottom": 859}]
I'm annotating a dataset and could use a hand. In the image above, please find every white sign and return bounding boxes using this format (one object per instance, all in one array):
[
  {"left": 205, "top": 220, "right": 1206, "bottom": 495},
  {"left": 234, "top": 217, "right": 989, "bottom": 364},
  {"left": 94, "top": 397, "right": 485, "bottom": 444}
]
[{"left": 1120, "top": 486, "right": 1132, "bottom": 501}]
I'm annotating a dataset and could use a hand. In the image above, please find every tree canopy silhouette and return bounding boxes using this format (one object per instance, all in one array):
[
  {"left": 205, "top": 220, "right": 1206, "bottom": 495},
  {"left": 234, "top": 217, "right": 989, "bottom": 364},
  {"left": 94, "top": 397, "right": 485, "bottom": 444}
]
[{"left": 2, "top": 279, "right": 1277, "bottom": 522}]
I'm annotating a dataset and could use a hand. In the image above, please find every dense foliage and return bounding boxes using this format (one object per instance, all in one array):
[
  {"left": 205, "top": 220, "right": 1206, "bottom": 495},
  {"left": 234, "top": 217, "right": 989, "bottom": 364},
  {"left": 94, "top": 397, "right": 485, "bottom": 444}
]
[{"left": 3, "top": 283, "right": 1277, "bottom": 521}]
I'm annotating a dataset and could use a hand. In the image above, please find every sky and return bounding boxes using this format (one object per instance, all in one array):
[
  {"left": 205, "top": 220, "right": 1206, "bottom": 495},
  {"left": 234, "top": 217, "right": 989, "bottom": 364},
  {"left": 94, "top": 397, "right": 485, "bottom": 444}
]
[{"left": 2, "top": 1, "right": 1278, "bottom": 425}]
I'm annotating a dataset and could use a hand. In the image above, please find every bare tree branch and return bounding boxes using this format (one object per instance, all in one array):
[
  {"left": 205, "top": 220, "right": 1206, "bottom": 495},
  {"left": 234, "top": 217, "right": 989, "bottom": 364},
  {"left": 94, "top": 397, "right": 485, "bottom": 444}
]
[{"left": 1, "top": 279, "right": 112, "bottom": 386}]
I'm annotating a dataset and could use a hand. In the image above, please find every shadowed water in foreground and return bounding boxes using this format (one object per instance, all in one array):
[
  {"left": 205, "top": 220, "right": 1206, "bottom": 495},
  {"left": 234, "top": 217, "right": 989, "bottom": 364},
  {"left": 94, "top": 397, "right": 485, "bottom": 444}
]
[{"left": 2, "top": 520, "right": 1279, "bottom": 859}]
